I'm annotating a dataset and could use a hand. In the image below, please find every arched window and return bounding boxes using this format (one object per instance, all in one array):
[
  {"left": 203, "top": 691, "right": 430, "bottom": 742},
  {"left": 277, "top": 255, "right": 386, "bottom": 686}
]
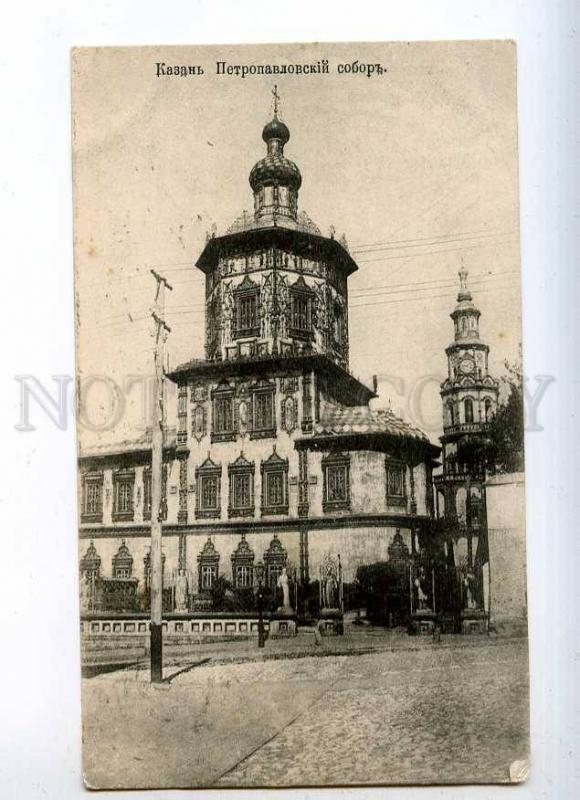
[
  {"left": 80, "top": 540, "right": 101, "bottom": 584},
  {"left": 263, "top": 534, "right": 287, "bottom": 589},
  {"left": 197, "top": 537, "right": 220, "bottom": 592},
  {"left": 112, "top": 540, "right": 133, "bottom": 580},
  {"left": 231, "top": 533, "right": 255, "bottom": 589},
  {"left": 484, "top": 398, "right": 493, "bottom": 422},
  {"left": 464, "top": 398, "right": 474, "bottom": 424},
  {"left": 447, "top": 402, "right": 455, "bottom": 426}
]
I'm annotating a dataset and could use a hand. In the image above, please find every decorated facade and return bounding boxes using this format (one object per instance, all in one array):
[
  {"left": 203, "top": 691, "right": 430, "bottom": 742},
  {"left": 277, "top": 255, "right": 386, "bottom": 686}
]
[{"left": 78, "top": 103, "right": 441, "bottom": 615}]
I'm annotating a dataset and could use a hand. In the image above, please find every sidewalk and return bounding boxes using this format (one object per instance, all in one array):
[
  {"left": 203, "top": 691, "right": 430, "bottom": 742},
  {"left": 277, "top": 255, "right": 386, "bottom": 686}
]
[{"left": 82, "top": 622, "right": 527, "bottom": 676}]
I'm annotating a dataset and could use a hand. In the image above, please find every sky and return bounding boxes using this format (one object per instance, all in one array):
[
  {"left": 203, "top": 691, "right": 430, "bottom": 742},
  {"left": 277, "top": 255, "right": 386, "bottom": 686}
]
[{"left": 73, "top": 41, "right": 521, "bottom": 449}]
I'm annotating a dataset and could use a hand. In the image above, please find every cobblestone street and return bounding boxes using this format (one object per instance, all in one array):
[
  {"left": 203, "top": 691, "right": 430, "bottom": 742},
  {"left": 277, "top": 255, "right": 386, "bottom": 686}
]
[
  {"left": 83, "top": 636, "right": 528, "bottom": 788},
  {"left": 217, "top": 639, "right": 529, "bottom": 786}
]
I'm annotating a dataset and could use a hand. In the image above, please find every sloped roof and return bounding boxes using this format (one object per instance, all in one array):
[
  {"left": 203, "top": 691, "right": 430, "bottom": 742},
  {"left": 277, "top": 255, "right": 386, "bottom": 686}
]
[
  {"left": 313, "top": 405, "right": 430, "bottom": 442},
  {"left": 296, "top": 404, "right": 441, "bottom": 461},
  {"left": 79, "top": 428, "right": 177, "bottom": 461}
]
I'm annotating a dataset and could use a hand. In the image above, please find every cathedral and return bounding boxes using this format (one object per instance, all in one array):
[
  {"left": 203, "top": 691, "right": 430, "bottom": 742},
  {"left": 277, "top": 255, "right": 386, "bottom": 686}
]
[{"left": 78, "top": 102, "right": 442, "bottom": 617}]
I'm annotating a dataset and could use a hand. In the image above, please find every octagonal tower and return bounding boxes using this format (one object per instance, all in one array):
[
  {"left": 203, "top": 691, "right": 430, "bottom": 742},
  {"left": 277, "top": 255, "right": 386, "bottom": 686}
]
[{"left": 196, "top": 110, "right": 356, "bottom": 369}]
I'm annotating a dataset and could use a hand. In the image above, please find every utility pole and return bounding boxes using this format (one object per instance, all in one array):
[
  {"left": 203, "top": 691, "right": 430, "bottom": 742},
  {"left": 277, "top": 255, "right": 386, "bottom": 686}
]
[{"left": 150, "top": 269, "right": 172, "bottom": 683}]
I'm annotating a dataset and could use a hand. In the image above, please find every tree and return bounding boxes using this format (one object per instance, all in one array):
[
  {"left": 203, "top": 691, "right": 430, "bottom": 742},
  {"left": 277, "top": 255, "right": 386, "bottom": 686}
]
[
  {"left": 485, "top": 360, "right": 525, "bottom": 474},
  {"left": 456, "top": 359, "right": 525, "bottom": 475},
  {"left": 356, "top": 561, "right": 410, "bottom": 625}
]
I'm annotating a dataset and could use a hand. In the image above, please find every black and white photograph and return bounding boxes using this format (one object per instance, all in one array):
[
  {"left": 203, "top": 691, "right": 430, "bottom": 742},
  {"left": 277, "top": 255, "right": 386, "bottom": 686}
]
[{"left": 71, "top": 41, "right": 530, "bottom": 789}]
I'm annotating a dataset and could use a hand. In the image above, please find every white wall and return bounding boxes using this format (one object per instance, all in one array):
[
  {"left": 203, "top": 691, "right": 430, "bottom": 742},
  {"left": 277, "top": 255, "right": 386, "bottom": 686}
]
[{"left": 486, "top": 472, "right": 527, "bottom": 625}]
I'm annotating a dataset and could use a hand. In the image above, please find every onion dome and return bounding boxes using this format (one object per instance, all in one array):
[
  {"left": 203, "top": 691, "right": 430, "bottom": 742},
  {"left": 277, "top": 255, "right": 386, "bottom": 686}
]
[
  {"left": 262, "top": 116, "right": 290, "bottom": 145},
  {"left": 249, "top": 118, "right": 302, "bottom": 193},
  {"left": 249, "top": 99, "right": 302, "bottom": 225},
  {"left": 249, "top": 151, "right": 302, "bottom": 193}
]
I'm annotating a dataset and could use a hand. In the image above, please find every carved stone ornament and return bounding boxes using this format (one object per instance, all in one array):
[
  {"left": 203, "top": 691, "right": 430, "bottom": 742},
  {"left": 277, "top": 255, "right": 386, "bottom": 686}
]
[
  {"left": 191, "top": 384, "right": 208, "bottom": 403},
  {"left": 282, "top": 395, "right": 297, "bottom": 434},
  {"left": 238, "top": 399, "right": 249, "bottom": 435},
  {"left": 192, "top": 404, "right": 206, "bottom": 442}
]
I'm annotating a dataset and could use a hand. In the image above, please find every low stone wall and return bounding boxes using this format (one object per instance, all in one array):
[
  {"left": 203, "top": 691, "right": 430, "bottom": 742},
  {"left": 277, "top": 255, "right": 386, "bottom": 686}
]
[{"left": 80, "top": 612, "right": 299, "bottom": 647}]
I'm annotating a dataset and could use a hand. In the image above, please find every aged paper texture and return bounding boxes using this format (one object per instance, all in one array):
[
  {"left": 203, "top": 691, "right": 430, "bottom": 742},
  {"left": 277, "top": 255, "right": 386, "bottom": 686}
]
[{"left": 73, "top": 41, "right": 528, "bottom": 788}]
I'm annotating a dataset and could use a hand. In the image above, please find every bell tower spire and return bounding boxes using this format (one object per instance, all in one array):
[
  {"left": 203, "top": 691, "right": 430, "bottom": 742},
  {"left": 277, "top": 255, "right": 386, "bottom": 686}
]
[
  {"left": 440, "top": 266, "right": 499, "bottom": 434},
  {"left": 450, "top": 267, "right": 481, "bottom": 342}
]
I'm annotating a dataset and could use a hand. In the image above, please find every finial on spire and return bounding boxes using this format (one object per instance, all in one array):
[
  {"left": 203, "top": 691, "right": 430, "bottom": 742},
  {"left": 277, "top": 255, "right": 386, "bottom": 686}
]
[
  {"left": 272, "top": 84, "right": 280, "bottom": 116},
  {"left": 457, "top": 262, "right": 472, "bottom": 302}
]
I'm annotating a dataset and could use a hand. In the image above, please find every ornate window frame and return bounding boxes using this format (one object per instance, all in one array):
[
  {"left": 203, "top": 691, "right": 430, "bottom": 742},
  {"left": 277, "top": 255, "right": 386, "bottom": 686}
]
[
  {"left": 177, "top": 385, "right": 188, "bottom": 448},
  {"left": 250, "top": 379, "right": 276, "bottom": 439},
  {"left": 112, "top": 469, "right": 135, "bottom": 522},
  {"left": 322, "top": 452, "right": 350, "bottom": 512},
  {"left": 80, "top": 540, "right": 101, "bottom": 582},
  {"left": 195, "top": 456, "right": 222, "bottom": 519},
  {"left": 387, "top": 530, "right": 410, "bottom": 566},
  {"left": 81, "top": 471, "right": 104, "bottom": 523},
  {"left": 289, "top": 276, "right": 315, "bottom": 341},
  {"left": 233, "top": 275, "right": 260, "bottom": 339},
  {"left": 263, "top": 534, "right": 288, "bottom": 589},
  {"left": 112, "top": 540, "right": 133, "bottom": 579},
  {"left": 211, "top": 380, "right": 236, "bottom": 442},
  {"left": 260, "top": 449, "right": 289, "bottom": 516},
  {"left": 228, "top": 453, "right": 255, "bottom": 518},
  {"left": 197, "top": 537, "right": 220, "bottom": 592},
  {"left": 231, "top": 533, "right": 255, "bottom": 589},
  {"left": 385, "top": 458, "right": 407, "bottom": 508}
]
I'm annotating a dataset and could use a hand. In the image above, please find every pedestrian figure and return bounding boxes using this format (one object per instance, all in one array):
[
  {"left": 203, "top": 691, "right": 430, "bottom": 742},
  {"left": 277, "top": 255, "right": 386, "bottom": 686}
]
[{"left": 314, "top": 622, "right": 322, "bottom": 646}]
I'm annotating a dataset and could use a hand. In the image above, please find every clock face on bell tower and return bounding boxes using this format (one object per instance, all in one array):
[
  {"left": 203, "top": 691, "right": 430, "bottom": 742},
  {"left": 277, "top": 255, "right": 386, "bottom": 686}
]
[{"left": 440, "top": 268, "right": 499, "bottom": 437}]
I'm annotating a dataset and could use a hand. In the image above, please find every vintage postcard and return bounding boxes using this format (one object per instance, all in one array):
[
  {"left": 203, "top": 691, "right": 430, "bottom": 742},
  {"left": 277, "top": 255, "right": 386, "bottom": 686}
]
[{"left": 73, "top": 41, "right": 528, "bottom": 788}]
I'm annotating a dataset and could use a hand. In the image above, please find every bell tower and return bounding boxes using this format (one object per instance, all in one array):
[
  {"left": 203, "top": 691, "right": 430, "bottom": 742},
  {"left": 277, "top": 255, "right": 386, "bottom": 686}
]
[
  {"left": 435, "top": 268, "right": 499, "bottom": 574},
  {"left": 441, "top": 268, "right": 499, "bottom": 435}
]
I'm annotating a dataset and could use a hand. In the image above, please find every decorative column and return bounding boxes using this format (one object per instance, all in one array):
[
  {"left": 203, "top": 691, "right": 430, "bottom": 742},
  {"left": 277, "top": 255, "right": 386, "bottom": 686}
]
[
  {"left": 408, "top": 463, "right": 417, "bottom": 515},
  {"left": 177, "top": 456, "right": 188, "bottom": 525},
  {"left": 465, "top": 474, "right": 473, "bottom": 568},
  {"left": 298, "top": 449, "right": 310, "bottom": 582},
  {"left": 425, "top": 463, "right": 434, "bottom": 517},
  {"left": 298, "top": 449, "right": 309, "bottom": 517},
  {"left": 301, "top": 372, "right": 313, "bottom": 432},
  {"left": 177, "top": 456, "right": 188, "bottom": 571}
]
